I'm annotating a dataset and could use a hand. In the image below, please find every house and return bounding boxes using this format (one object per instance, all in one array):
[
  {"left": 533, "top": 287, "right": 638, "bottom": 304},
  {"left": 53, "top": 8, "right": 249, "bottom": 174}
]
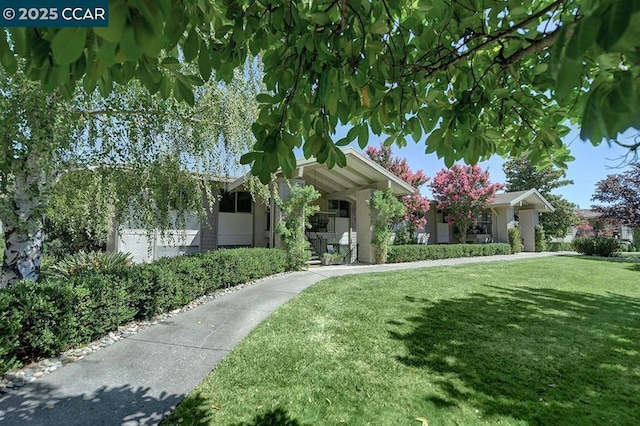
[
  {"left": 110, "top": 149, "right": 556, "bottom": 262},
  {"left": 572, "top": 209, "right": 635, "bottom": 242},
  {"left": 109, "top": 148, "right": 415, "bottom": 263},
  {"left": 422, "top": 189, "right": 555, "bottom": 252}
]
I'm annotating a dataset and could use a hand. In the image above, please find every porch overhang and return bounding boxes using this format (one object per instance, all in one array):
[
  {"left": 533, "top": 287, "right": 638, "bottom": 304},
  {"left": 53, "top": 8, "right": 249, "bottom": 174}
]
[
  {"left": 490, "top": 189, "right": 555, "bottom": 213},
  {"left": 228, "top": 147, "right": 415, "bottom": 200},
  {"left": 298, "top": 148, "right": 414, "bottom": 200}
]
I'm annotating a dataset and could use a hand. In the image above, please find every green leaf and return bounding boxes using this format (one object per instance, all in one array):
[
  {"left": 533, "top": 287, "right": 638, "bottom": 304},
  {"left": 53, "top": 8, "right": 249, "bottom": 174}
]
[
  {"left": 607, "top": 72, "right": 636, "bottom": 113},
  {"left": 198, "top": 48, "right": 212, "bottom": 80},
  {"left": 408, "top": 116, "right": 422, "bottom": 142},
  {"left": 94, "top": 2, "right": 127, "bottom": 42},
  {"left": 566, "top": 15, "right": 601, "bottom": 59},
  {"left": 240, "top": 151, "right": 260, "bottom": 165},
  {"left": 596, "top": 2, "right": 633, "bottom": 51},
  {"left": 133, "top": 2, "right": 164, "bottom": 56},
  {"left": 358, "top": 124, "right": 370, "bottom": 149},
  {"left": 327, "top": 90, "right": 338, "bottom": 115},
  {"left": 532, "top": 64, "right": 548, "bottom": 75},
  {"left": 370, "top": 20, "right": 389, "bottom": 34},
  {"left": 580, "top": 86, "right": 607, "bottom": 143},
  {"left": 554, "top": 57, "right": 582, "bottom": 102},
  {"left": 183, "top": 28, "right": 200, "bottom": 62},
  {"left": 8, "top": 28, "right": 27, "bottom": 56},
  {"left": 278, "top": 142, "right": 296, "bottom": 176},
  {"left": 51, "top": 28, "right": 87, "bottom": 65},
  {"left": 335, "top": 148, "right": 347, "bottom": 167},
  {"left": 161, "top": 57, "right": 181, "bottom": 70},
  {"left": 174, "top": 78, "right": 195, "bottom": 105},
  {"left": 335, "top": 137, "right": 351, "bottom": 147},
  {"left": 425, "top": 128, "right": 443, "bottom": 154},
  {"left": 120, "top": 27, "right": 142, "bottom": 61},
  {"left": 256, "top": 93, "right": 273, "bottom": 103},
  {"left": 0, "top": 36, "right": 17, "bottom": 73},
  {"left": 346, "top": 125, "right": 359, "bottom": 142}
]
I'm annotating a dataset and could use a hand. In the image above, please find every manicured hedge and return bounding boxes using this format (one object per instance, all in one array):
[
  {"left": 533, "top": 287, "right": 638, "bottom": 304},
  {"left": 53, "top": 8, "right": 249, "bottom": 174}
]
[
  {"left": 547, "top": 242, "right": 574, "bottom": 252},
  {"left": 387, "top": 243, "right": 511, "bottom": 263},
  {"left": 0, "top": 248, "right": 288, "bottom": 374},
  {"left": 572, "top": 237, "right": 621, "bottom": 257}
]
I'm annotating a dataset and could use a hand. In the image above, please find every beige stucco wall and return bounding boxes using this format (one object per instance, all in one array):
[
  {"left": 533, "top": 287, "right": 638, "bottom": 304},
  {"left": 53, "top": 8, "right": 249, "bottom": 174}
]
[{"left": 356, "top": 189, "right": 373, "bottom": 263}]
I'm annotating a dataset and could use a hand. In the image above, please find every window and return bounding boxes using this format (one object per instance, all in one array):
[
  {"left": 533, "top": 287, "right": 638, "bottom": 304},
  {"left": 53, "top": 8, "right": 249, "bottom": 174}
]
[
  {"left": 219, "top": 191, "right": 235, "bottom": 213},
  {"left": 219, "top": 190, "right": 252, "bottom": 213},
  {"left": 236, "top": 191, "right": 252, "bottom": 213},
  {"left": 328, "top": 200, "right": 350, "bottom": 218},
  {"left": 472, "top": 213, "right": 492, "bottom": 234}
]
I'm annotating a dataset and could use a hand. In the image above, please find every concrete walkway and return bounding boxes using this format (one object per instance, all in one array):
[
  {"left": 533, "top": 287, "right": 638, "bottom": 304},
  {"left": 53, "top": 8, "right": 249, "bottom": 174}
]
[{"left": 0, "top": 252, "right": 565, "bottom": 425}]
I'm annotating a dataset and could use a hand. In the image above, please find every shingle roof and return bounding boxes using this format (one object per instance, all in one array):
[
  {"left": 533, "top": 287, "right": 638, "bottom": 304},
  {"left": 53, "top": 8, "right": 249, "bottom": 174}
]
[
  {"left": 492, "top": 190, "right": 533, "bottom": 205},
  {"left": 576, "top": 209, "right": 600, "bottom": 219},
  {"left": 490, "top": 189, "right": 555, "bottom": 212}
]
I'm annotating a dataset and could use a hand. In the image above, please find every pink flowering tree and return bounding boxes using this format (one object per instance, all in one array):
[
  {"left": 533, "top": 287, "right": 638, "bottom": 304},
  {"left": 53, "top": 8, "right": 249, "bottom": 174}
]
[
  {"left": 429, "top": 165, "right": 504, "bottom": 243},
  {"left": 575, "top": 215, "right": 595, "bottom": 237},
  {"left": 366, "top": 146, "right": 430, "bottom": 236}
]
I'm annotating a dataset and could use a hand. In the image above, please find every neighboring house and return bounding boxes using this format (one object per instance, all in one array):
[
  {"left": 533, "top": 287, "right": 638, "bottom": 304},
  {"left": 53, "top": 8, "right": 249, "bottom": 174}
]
[
  {"left": 570, "top": 209, "right": 635, "bottom": 242},
  {"left": 110, "top": 150, "right": 556, "bottom": 263},
  {"left": 422, "top": 189, "right": 555, "bottom": 252}
]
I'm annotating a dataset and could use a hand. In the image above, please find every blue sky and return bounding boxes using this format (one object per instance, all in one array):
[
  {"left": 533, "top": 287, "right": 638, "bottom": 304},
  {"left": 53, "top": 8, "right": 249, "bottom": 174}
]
[{"left": 326, "top": 126, "right": 635, "bottom": 209}]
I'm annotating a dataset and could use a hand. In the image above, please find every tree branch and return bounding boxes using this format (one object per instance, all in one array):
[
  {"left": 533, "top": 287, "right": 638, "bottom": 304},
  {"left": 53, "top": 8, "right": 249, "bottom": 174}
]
[{"left": 409, "top": 0, "right": 568, "bottom": 78}]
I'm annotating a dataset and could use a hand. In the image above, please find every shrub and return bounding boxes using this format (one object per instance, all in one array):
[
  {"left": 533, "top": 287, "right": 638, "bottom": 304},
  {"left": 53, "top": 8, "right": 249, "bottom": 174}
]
[
  {"left": 393, "top": 225, "right": 414, "bottom": 245},
  {"left": 534, "top": 225, "right": 546, "bottom": 252},
  {"left": 387, "top": 243, "right": 511, "bottom": 263},
  {"left": 0, "top": 280, "right": 79, "bottom": 363},
  {"left": 0, "top": 248, "right": 288, "bottom": 374},
  {"left": 508, "top": 227, "right": 523, "bottom": 254},
  {"left": 369, "top": 189, "right": 405, "bottom": 264},
  {"left": 547, "top": 242, "right": 574, "bottom": 252},
  {"left": 47, "top": 251, "right": 133, "bottom": 279},
  {"left": 276, "top": 184, "right": 320, "bottom": 270},
  {"left": 572, "top": 237, "right": 621, "bottom": 257}
]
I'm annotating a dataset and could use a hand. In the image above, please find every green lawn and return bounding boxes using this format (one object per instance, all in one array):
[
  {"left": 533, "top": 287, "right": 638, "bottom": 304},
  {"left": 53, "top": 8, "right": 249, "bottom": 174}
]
[{"left": 165, "top": 256, "right": 640, "bottom": 426}]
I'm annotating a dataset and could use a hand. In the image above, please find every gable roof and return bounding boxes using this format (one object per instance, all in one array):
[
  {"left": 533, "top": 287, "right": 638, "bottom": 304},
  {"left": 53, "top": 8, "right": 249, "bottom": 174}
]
[
  {"left": 491, "top": 189, "right": 555, "bottom": 212},
  {"left": 576, "top": 209, "right": 600, "bottom": 219},
  {"left": 228, "top": 147, "right": 415, "bottom": 200}
]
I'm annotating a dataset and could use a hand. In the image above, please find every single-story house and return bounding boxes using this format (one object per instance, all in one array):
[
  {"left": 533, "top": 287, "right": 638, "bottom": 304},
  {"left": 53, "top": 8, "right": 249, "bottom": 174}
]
[
  {"left": 109, "top": 148, "right": 556, "bottom": 263},
  {"left": 422, "top": 189, "right": 555, "bottom": 252},
  {"left": 552, "top": 209, "right": 635, "bottom": 243}
]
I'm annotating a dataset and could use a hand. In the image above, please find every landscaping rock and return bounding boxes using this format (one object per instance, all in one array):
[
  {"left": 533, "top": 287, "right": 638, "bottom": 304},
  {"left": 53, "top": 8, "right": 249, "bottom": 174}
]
[{"left": 0, "top": 271, "right": 288, "bottom": 393}]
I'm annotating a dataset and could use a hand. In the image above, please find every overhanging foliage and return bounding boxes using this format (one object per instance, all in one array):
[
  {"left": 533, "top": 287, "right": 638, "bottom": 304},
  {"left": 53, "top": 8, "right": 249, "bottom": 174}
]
[{"left": 1, "top": 1, "right": 639, "bottom": 182}]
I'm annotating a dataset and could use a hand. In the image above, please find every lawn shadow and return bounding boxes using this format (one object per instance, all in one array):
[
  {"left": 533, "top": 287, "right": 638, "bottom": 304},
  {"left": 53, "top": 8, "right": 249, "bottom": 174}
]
[
  {"left": 232, "top": 407, "right": 308, "bottom": 426},
  {"left": 0, "top": 382, "right": 211, "bottom": 425},
  {"left": 390, "top": 286, "right": 640, "bottom": 424}
]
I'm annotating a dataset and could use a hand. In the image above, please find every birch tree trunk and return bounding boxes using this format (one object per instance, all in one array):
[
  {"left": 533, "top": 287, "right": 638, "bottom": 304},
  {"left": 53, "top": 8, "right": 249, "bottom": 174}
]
[{"left": 0, "top": 154, "right": 49, "bottom": 288}]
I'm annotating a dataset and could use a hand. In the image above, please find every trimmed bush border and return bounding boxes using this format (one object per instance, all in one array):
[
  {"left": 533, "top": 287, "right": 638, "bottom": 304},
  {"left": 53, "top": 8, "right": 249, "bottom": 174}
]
[
  {"left": 387, "top": 243, "right": 511, "bottom": 263},
  {"left": 572, "top": 237, "right": 621, "bottom": 257},
  {"left": 547, "top": 242, "right": 574, "bottom": 252},
  {"left": 0, "top": 248, "right": 288, "bottom": 375}
]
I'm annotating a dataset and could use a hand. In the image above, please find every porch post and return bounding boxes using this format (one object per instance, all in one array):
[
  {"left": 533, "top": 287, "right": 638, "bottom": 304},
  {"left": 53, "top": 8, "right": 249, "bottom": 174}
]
[
  {"left": 355, "top": 188, "right": 374, "bottom": 263},
  {"left": 518, "top": 209, "right": 539, "bottom": 252}
]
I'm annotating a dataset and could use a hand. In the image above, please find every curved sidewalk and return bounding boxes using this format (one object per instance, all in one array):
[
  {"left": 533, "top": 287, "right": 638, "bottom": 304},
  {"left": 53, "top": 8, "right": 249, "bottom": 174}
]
[{"left": 0, "top": 252, "right": 564, "bottom": 425}]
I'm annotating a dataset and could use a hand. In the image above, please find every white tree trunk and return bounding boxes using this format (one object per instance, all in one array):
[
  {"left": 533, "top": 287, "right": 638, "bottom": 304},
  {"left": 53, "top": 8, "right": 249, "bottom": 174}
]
[
  {"left": 1, "top": 158, "right": 48, "bottom": 288},
  {"left": 1, "top": 215, "right": 44, "bottom": 287}
]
